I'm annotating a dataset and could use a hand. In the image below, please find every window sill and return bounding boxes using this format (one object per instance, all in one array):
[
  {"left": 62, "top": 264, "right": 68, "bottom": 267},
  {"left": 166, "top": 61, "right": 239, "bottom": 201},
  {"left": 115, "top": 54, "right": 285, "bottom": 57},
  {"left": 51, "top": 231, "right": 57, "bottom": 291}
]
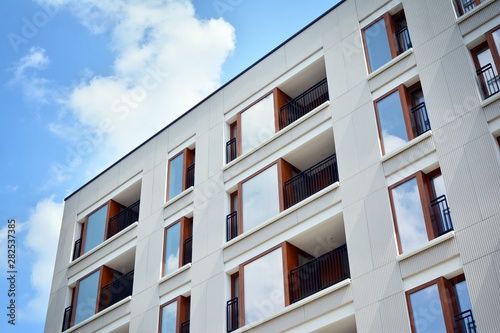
[
  {"left": 222, "top": 101, "right": 331, "bottom": 171},
  {"left": 69, "top": 222, "right": 139, "bottom": 267},
  {"left": 366, "top": 48, "right": 414, "bottom": 81},
  {"left": 380, "top": 130, "right": 433, "bottom": 163},
  {"left": 163, "top": 187, "right": 194, "bottom": 209},
  {"left": 232, "top": 279, "right": 351, "bottom": 333},
  {"left": 223, "top": 182, "right": 340, "bottom": 249},
  {"left": 455, "top": 0, "right": 496, "bottom": 23},
  {"left": 481, "top": 91, "right": 500, "bottom": 108},
  {"left": 63, "top": 296, "right": 131, "bottom": 333},
  {"left": 158, "top": 263, "right": 192, "bottom": 285},
  {"left": 396, "top": 231, "right": 455, "bottom": 262}
]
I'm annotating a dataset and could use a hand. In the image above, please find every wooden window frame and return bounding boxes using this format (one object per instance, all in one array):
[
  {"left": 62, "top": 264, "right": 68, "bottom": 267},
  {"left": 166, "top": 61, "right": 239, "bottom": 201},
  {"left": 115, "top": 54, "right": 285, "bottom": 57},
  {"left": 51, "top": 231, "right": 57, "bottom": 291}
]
[
  {"left": 388, "top": 170, "right": 445, "bottom": 254},
  {"left": 158, "top": 296, "right": 190, "bottom": 333},
  {"left": 162, "top": 217, "right": 193, "bottom": 277},
  {"left": 166, "top": 148, "right": 195, "bottom": 201},
  {"left": 471, "top": 26, "right": 500, "bottom": 93}
]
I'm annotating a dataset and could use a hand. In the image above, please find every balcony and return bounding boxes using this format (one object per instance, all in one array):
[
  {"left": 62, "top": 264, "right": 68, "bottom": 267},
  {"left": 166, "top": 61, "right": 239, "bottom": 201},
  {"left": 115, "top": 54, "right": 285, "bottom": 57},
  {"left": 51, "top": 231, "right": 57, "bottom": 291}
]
[
  {"left": 98, "top": 270, "right": 134, "bottom": 311},
  {"left": 72, "top": 239, "right": 82, "bottom": 261},
  {"left": 182, "top": 236, "right": 193, "bottom": 265},
  {"left": 226, "top": 297, "right": 239, "bottom": 333},
  {"left": 186, "top": 164, "right": 195, "bottom": 188},
  {"left": 226, "top": 211, "right": 238, "bottom": 242},
  {"left": 283, "top": 154, "right": 339, "bottom": 209},
  {"left": 107, "top": 200, "right": 140, "bottom": 239},
  {"left": 180, "top": 320, "right": 190, "bottom": 333},
  {"left": 395, "top": 26, "right": 412, "bottom": 54},
  {"left": 477, "top": 63, "right": 500, "bottom": 99},
  {"left": 62, "top": 305, "right": 73, "bottom": 331},
  {"left": 289, "top": 245, "right": 350, "bottom": 304},
  {"left": 278, "top": 78, "right": 329, "bottom": 130},
  {"left": 455, "top": 310, "right": 477, "bottom": 333},
  {"left": 411, "top": 102, "right": 431, "bottom": 136},
  {"left": 226, "top": 138, "right": 237, "bottom": 164},
  {"left": 430, "top": 195, "right": 454, "bottom": 236}
]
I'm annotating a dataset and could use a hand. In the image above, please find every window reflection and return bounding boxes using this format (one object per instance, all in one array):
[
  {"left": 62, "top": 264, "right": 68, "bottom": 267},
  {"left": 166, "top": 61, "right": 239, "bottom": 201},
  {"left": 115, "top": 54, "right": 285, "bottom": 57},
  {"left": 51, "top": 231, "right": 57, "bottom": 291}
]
[
  {"left": 364, "top": 18, "right": 392, "bottom": 72},
  {"left": 84, "top": 205, "right": 108, "bottom": 254},
  {"left": 409, "top": 284, "right": 447, "bottom": 333},
  {"left": 241, "top": 94, "right": 275, "bottom": 155},
  {"left": 391, "top": 178, "right": 427, "bottom": 252},
  {"left": 455, "top": 280, "right": 473, "bottom": 313},
  {"left": 242, "top": 165, "right": 280, "bottom": 232},
  {"left": 377, "top": 91, "right": 409, "bottom": 154},
  {"left": 74, "top": 270, "right": 100, "bottom": 325},
  {"left": 160, "top": 301, "right": 177, "bottom": 333},
  {"left": 243, "top": 248, "right": 284, "bottom": 325},
  {"left": 168, "top": 153, "right": 184, "bottom": 200},
  {"left": 164, "top": 222, "right": 180, "bottom": 276}
]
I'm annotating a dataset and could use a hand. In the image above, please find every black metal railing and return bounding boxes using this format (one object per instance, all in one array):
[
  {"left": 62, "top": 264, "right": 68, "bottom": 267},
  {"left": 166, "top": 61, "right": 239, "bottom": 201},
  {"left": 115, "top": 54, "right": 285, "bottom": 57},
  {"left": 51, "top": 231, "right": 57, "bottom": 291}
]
[
  {"left": 226, "top": 137, "right": 237, "bottom": 163},
  {"left": 183, "top": 236, "right": 192, "bottom": 265},
  {"left": 180, "top": 320, "right": 190, "bottom": 333},
  {"left": 62, "top": 305, "right": 73, "bottom": 331},
  {"left": 186, "top": 164, "right": 195, "bottom": 188},
  {"left": 454, "top": 310, "right": 477, "bottom": 333},
  {"left": 279, "top": 79, "right": 329, "bottom": 129},
  {"left": 411, "top": 102, "right": 431, "bottom": 136},
  {"left": 226, "top": 297, "right": 239, "bottom": 332},
  {"left": 477, "top": 63, "right": 500, "bottom": 99},
  {"left": 226, "top": 211, "right": 238, "bottom": 241},
  {"left": 283, "top": 154, "right": 339, "bottom": 209},
  {"left": 98, "top": 270, "right": 134, "bottom": 311},
  {"left": 72, "top": 238, "right": 82, "bottom": 261},
  {"left": 289, "top": 245, "right": 350, "bottom": 304},
  {"left": 395, "top": 26, "right": 412, "bottom": 54},
  {"left": 461, "top": 0, "right": 476, "bottom": 14},
  {"left": 107, "top": 200, "right": 140, "bottom": 239},
  {"left": 430, "top": 195, "right": 453, "bottom": 236}
]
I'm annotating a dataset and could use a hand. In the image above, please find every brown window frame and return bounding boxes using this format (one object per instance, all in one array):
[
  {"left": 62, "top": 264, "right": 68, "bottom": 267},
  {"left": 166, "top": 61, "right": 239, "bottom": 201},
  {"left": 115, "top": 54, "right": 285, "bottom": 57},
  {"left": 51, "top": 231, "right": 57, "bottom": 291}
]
[
  {"left": 158, "top": 295, "right": 190, "bottom": 333},
  {"left": 388, "top": 169, "right": 449, "bottom": 254},
  {"left": 471, "top": 25, "right": 500, "bottom": 98},
  {"left": 166, "top": 148, "right": 195, "bottom": 201},
  {"left": 162, "top": 216, "right": 193, "bottom": 277}
]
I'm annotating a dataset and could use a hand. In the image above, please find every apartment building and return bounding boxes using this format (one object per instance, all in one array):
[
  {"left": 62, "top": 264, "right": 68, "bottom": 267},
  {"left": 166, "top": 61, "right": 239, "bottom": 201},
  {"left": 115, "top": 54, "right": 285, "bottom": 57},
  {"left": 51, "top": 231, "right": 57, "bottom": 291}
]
[{"left": 45, "top": 0, "right": 500, "bottom": 332}]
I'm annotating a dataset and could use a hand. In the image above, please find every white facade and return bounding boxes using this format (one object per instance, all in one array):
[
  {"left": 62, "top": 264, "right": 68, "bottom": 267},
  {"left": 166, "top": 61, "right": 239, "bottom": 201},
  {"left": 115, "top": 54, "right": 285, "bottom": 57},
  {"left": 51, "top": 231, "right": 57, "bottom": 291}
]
[{"left": 46, "top": 0, "right": 500, "bottom": 332}]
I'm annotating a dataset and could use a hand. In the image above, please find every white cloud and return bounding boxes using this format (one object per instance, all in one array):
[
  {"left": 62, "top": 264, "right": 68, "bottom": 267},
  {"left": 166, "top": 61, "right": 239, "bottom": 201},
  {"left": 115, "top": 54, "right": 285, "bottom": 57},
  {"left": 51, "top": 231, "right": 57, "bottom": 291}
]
[{"left": 20, "top": 196, "right": 63, "bottom": 322}]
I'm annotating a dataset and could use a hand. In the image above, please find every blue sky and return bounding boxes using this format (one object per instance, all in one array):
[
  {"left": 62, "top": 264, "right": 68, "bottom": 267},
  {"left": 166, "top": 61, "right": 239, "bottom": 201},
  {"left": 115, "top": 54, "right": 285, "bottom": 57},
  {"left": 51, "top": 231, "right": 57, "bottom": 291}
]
[{"left": 0, "top": 0, "right": 340, "bottom": 331}]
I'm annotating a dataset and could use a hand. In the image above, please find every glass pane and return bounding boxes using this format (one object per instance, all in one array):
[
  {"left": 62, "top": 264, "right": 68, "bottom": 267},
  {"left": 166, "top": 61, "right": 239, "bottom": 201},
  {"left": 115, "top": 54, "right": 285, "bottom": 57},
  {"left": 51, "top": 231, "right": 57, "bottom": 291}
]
[
  {"left": 241, "top": 93, "right": 275, "bottom": 154},
  {"left": 392, "top": 178, "right": 428, "bottom": 253},
  {"left": 409, "top": 284, "right": 447, "bottom": 333},
  {"left": 164, "top": 222, "right": 181, "bottom": 276},
  {"left": 377, "top": 90, "right": 409, "bottom": 154},
  {"left": 455, "top": 280, "right": 473, "bottom": 313},
  {"left": 493, "top": 29, "right": 500, "bottom": 56},
  {"left": 431, "top": 174, "right": 447, "bottom": 199},
  {"left": 160, "top": 301, "right": 177, "bottom": 333},
  {"left": 74, "top": 270, "right": 100, "bottom": 325},
  {"left": 477, "top": 47, "right": 497, "bottom": 75},
  {"left": 364, "top": 18, "right": 392, "bottom": 71},
  {"left": 83, "top": 205, "right": 108, "bottom": 253},
  {"left": 244, "top": 248, "right": 284, "bottom": 325},
  {"left": 242, "top": 165, "right": 279, "bottom": 232},
  {"left": 168, "top": 153, "right": 184, "bottom": 200}
]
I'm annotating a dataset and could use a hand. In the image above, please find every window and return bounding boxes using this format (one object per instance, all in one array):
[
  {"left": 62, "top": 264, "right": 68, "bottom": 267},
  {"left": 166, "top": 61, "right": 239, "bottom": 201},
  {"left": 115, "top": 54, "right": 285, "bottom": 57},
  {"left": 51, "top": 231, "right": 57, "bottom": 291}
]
[
  {"left": 407, "top": 275, "right": 475, "bottom": 333},
  {"left": 454, "top": 0, "right": 485, "bottom": 16},
  {"left": 389, "top": 170, "right": 453, "bottom": 254},
  {"left": 471, "top": 26, "right": 500, "bottom": 99},
  {"left": 162, "top": 217, "right": 193, "bottom": 276},
  {"left": 374, "top": 83, "right": 430, "bottom": 155},
  {"left": 159, "top": 296, "right": 190, "bottom": 333},
  {"left": 167, "top": 148, "right": 195, "bottom": 200},
  {"left": 362, "top": 11, "right": 412, "bottom": 73}
]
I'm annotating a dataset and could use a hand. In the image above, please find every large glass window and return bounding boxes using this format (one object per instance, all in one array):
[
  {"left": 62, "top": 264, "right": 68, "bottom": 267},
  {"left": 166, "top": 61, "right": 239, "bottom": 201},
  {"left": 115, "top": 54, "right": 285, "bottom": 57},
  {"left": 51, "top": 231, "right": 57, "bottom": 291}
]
[
  {"left": 241, "top": 164, "right": 280, "bottom": 232},
  {"left": 74, "top": 271, "right": 100, "bottom": 325},
  {"left": 409, "top": 284, "right": 446, "bottom": 333},
  {"left": 162, "top": 217, "right": 192, "bottom": 276},
  {"left": 83, "top": 205, "right": 109, "bottom": 254},
  {"left": 160, "top": 301, "right": 177, "bottom": 333},
  {"left": 167, "top": 148, "right": 195, "bottom": 200},
  {"left": 241, "top": 93, "right": 276, "bottom": 155},
  {"left": 472, "top": 26, "right": 500, "bottom": 99}
]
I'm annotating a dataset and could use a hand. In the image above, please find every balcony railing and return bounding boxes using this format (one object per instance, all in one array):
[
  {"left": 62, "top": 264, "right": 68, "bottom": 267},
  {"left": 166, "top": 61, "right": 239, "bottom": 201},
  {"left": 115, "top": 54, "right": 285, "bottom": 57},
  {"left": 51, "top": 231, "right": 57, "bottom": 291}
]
[
  {"left": 226, "top": 211, "right": 238, "bottom": 241},
  {"left": 226, "top": 137, "right": 237, "bottom": 163},
  {"left": 183, "top": 236, "right": 192, "bottom": 265},
  {"left": 62, "top": 305, "right": 73, "bottom": 331},
  {"left": 180, "top": 320, "right": 190, "bottom": 333},
  {"left": 395, "top": 26, "right": 412, "bottom": 54},
  {"left": 107, "top": 200, "right": 140, "bottom": 239},
  {"left": 72, "top": 238, "right": 82, "bottom": 261},
  {"left": 98, "top": 270, "right": 134, "bottom": 311},
  {"left": 289, "top": 245, "right": 350, "bottom": 304},
  {"left": 283, "top": 154, "right": 339, "bottom": 209},
  {"left": 186, "top": 164, "right": 195, "bottom": 188},
  {"left": 279, "top": 79, "right": 329, "bottom": 129},
  {"left": 430, "top": 195, "right": 453, "bottom": 236},
  {"left": 411, "top": 102, "right": 431, "bottom": 136},
  {"left": 477, "top": 63, "right": 500, "bottom": 99},
  {"left": 454, "top": 310, "right": 477, "bottom": 333},
  {"left": 460, "top": 0, "right": 476, "bottom": 14},
  {"left": 226, "top": 297, "right": 239, "bottom": 333}
]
